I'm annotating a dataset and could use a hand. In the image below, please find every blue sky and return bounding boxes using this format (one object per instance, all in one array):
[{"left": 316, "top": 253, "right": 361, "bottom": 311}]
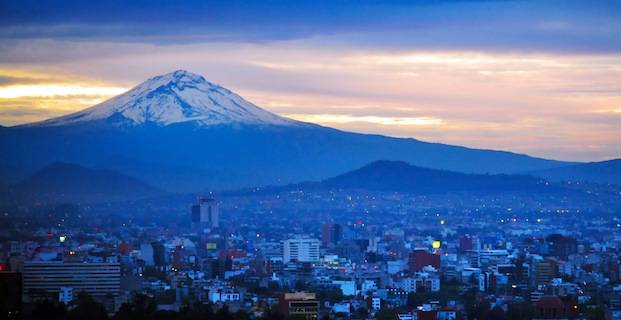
[{"left": 2, "top": 1, "right": 620, "bottom": 52}]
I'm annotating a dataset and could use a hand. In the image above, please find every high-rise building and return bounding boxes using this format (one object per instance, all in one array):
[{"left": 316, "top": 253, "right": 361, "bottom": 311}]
[
  {"left": 321, "top": 224, "right": 343, "bottom": 245},
  {"left": 22, "top": 262, "right": 120, "bottom": 302},
  {"left": 151, "top": 241, "right": 166, "bottom": 267},
  {"left": 533, "top": 258, "right": 557, "bottom": 286},
  {"left": 191, "top": 197, "right": 219, "bottom": 229},
  {"left": 283, "top": 238, "right": 320, "bottom": 263}
]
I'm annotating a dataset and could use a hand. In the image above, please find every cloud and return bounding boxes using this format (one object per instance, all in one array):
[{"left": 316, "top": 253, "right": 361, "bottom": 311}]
[
  {"left": 285, "top": 114, "right": 444, "bottom": 126},
  {"left": 0, "top": 84, "right": 126, "bottom": 99},
  {"left": 1, "top": 1, "right": 620, "bottom": 53},
  {"left": 0, "top": 75, "right": 49, "bottom": 85}
]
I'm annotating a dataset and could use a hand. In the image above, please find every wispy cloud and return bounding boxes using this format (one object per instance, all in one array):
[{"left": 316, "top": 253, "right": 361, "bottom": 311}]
[
  {"left": 285, "top": 114, "right": 444, "bottom": 126},
  {"left": 0, "top": 84, "right": 126, "bottom": 99}
]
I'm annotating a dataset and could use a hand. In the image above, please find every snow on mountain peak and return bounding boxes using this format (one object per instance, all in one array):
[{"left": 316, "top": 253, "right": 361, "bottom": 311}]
[{"left": 34, "top": 70, "right": 297, "bottom": 127}]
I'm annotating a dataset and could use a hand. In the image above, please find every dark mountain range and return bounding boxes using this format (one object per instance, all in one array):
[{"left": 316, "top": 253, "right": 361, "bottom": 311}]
[
  {"left": 13, "top": 162, "right": 159, "bottom": 202},
  {"left": 530, "top": 159, "right": 621, "bottom": 185},
  {"left": 233, "top": 160, "right": 564, "bottom": 195},
  {"left": 0, "top": 70, "right": 574, "bottom": 192}
]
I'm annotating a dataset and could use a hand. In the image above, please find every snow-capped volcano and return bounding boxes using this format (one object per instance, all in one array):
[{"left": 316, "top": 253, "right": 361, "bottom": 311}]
[{"left": 35, "top": 70, "right": 296, "bottom": 127}]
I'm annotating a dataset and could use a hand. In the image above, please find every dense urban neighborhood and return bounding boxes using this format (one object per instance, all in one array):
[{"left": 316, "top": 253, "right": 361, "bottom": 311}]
[{"left": 1, "top": 188, "right": 620, "bottom": 319}]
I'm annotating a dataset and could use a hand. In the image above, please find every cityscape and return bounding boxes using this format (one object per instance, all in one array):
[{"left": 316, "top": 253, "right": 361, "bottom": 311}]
[{"left": 1, "top": 1, "right": 621, "bottom": 320}]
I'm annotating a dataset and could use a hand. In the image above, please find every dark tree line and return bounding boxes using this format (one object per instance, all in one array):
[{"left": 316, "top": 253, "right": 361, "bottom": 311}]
[{"left": 26, "top": 294, "right": 283, "bottom": 320}]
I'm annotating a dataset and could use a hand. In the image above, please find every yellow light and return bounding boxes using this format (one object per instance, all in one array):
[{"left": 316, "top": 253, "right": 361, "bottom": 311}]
[
  {"left": 432, "top": 240, "right": 442, "bottom": 249},
  {"left": 0, "top": 84, "right": 126, "bottom": 99},
  {"left": 440, "top": 219, "right": 445, "bottom": 225}
]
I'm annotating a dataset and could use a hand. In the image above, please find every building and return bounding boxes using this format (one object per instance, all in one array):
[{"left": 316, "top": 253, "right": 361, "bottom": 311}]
[
  {"left": 208, "top": 288, "right": 241, "bottom": 303},
  {"left": 437, "top": 308, "right": 457, "bottom": 320},
  {"left": 139, "top": 243, "right": 154, "bottom": 266},
  {"left": 459, "top": 235, "right": 474, "bottom": 253},
  {"left": 191, "top": 197, "right": 219, "bottom": 229},
  {"left": 533, "top": 295, "right": 576, "bottom": 319},
  {"left": 321, "top": 224, "right": 343, "bottom": 245},
  {"left": 400, "top": 271, "right": 441, "bottom": 293},
  {"left": 22, "top": 262, "right": 120, "bottom": 302},
  {"left": 58, "top": 287, "right": 72, "bottom": 304},
  {"left": 370, "top": 296, "right": 381, "bottom": 311},
  {"left": 279, "top": 292, "right": 319, "bottom": 319},
  {"left": 534, "top": 258, "right": 557, "bottom": 286},
  {"left": 152, "top": 241, "right": 166, "bottom": 267},
  {"left": 283, "top": 238, "right": 320, "bottom": 263},
  {"left": 332, "top": 279, "right": 356, "bottom": 296},
  {"left": 546, "top": 235, "right": 578, "bottom": 259},
  {"left": 408, "top": 249, "right": 440, "bottom": 272}
]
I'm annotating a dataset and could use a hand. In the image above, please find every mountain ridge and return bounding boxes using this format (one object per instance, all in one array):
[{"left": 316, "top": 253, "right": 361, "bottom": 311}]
[
  {"left": 229, "top": 160, "right": 564, "bottom": 195},
  {"left": 13, "top": 162, "right": 160, "bottom": 202},
  {"left": 26, "top": 70, "right": 298, "bottom": 128},
  {"left": 528, "top": 159, "right": 621, "bottom": 185},
  {"left": 0, "top": 70, "right": 576, "bottom": 191}
]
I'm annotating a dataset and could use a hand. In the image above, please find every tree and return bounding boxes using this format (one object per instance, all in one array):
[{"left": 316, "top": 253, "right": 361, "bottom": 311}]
[
  {"left": 487, "top": 306, "right": 507, "bottom": 320},
  {"left": 260, "top": 307, "right": 285, "bottom": 320},
  {"left": 406, "top": 292, "right": 419, "bottom": 307},
  {"left": 30, "top": 299, "right": 67, "bottom": 320},
  {"left": 214, "top": 305, "right": 234, "bottom": 320},
  {"left": 507, "top": 301, "right": 533, "bottom": 320},
  {"left": 233, "top": 309, "right": 251, "bottom": 320},
  {"left": 67, "top": 295, "right": 109, "bottom": 320},
  {"left": 113, "top": 294, "right": 157, "bottom": 320},
  {"left": 376, "top": 307, "right": 398, "bottom": 320}
]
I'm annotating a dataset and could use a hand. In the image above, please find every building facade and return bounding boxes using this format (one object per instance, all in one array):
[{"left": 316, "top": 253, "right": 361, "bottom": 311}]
[
  {"left": 22, "top": 262, "right": 120, "bottom": 302},
  {"left": 283, "top": 238, "right": 320, "bottom": 263}
]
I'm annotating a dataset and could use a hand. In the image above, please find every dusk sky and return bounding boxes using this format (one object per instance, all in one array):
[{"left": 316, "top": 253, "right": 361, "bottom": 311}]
[{"left": 1, "top": 0, "right": 620, "bottom": 161}]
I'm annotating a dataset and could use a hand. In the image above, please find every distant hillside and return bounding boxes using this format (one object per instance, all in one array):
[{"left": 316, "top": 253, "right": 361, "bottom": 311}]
[
  {"left": 14, "top": 162, "right": 160, "bottom": 202},
  {"left": 318, "top": 160, "right": 558, "bottom": 193},
  {"left": 0, "top": 163, "right": 26, "bottom": 185},
  {"left": 530, "top": 159, "right": 621, "bottom": 185},
  {"left": 231, "top": 160, "right": 564, "bottom": 195}
]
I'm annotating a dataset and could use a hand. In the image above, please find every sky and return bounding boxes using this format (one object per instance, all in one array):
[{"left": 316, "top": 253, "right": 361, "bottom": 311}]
[{"left": 0, "top": 0, "right": 620, "bottom": 161}]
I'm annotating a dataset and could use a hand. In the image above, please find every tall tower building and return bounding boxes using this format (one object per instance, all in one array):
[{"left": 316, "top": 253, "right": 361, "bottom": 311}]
[
  {"left": 191, "top": 197, "right": 219, "bottom": 229},
  {"left": 321, "top": 224, "right": 343, "bottom": 245}
]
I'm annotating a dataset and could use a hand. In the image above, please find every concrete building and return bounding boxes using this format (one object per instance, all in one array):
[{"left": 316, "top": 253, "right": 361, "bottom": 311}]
[
  {"left": 534, "top": 258, "right": 557, "bottom": 286},
  {"left": 191, "top": 197, "right": 219, "bottom": 229},
  {"left": 283, "top": 238, "right": 320, "bottom": 263},
  {"left": 22, "top": 262, "right": 120, "bottom": 302},
  {"left": 279, "top": 292, "right": 319, "bottom": 319}
]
